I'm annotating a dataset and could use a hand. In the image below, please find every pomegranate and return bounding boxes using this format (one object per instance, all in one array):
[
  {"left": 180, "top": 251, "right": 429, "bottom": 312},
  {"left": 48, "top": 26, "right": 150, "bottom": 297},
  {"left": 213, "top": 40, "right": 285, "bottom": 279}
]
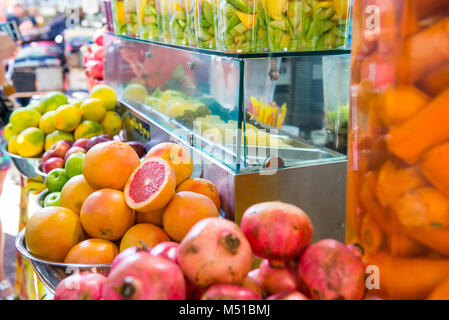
[
  {"left": 54, "top": 272, "right": 106, "bottom": 300},
  {"left": 110, "top": 245, "right": 151, "bottom": 271},
  {"left": 266, "top": 291, "right": 309, "bottom": 300},
  {"left": 202, "top": 284, "right": 261, "bottom": 300},
  {"left": 150, "top": 241, "right": 179, "bottom": 263},
  {"left": 259, "top": 259, "right": 299, "bottom": 295},
  {"left": 178, "top": 218, "right": 252, "bottom": 288},
  {"left": 102, "top": 254, "right": 186, "bottom": 300},
  {"left": 241, "top": 201, "right": 313, "bottom": 265},
  {"left": 242, "top": 270, "right": 265, "bottom": 298},
  {"left": 298, "top": 239, "right": 366, "bottom": 300}
]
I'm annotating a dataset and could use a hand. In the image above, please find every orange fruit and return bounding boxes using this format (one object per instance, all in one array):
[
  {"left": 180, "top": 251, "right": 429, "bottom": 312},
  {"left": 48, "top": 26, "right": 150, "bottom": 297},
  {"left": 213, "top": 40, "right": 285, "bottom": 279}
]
[
  {"left": 145, "top": 142, "right": 193, "bottom": 186},
  {"left": 64, "top": 238, "right": 118, "bottom": 264},
  {"left": 54, "top": 104, "right": 82, "bottom": 132},
  {"left": 80, "top": 189, "right": 135, "bottom": 241},
  {"left": 162, "top": 191, "right": 219, "bottom": 242},
  {"left": 124, "top": 157, "right": 176, "bottom": 212},
  {"left": 25, "top": 206, "right": 84, "bottom": 261},
  {"left": 176, "top": 178, "right": 221, "bottom": 210},
  {"left": 119, "top": 223, "right": 170, "bottom": 251},
  {"left": 136, "top": 207, "right": 165, "bottom": 227},
  {"left": 60, "top": 175, "right": 96, "bottom": 215},
  {"left": 83, "top": 141, "right": 140, "bottom": 190},
  {"left": 80, "top": 98, "right": 107, "bottom": 122}
]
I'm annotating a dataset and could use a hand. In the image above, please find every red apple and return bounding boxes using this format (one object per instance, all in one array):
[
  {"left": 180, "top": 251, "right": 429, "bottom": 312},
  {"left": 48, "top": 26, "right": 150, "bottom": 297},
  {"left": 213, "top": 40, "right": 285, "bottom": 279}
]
[
  {"left": 127, "top": 141, "right": 146, "bottom": 158},
  {"left": 42, "top": 157, "right": 64, "bottom": 174},
  {"left": 64, "top": 147, "right": 86, "bottom": 162},
  {"left": 72, "top": 138, "right": 90, "bottom": 150},
  {"left": 42, "top": 140, "right": 72, "bottom": 162},
  {"left": 86, "top": 136, "right": 111, "bottom": 151}
]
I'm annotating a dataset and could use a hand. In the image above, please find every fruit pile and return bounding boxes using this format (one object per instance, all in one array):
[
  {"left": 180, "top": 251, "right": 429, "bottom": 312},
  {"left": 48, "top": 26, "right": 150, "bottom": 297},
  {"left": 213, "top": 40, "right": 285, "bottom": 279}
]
[
  {"left": 83, "top": 30, "right": 106, "bottom": 90},
  {"left": 5, "top": 84, "right": 121, "bottom": 159},
  {"left": 52, "top": 199, "right": 366, "bottom": 300}
]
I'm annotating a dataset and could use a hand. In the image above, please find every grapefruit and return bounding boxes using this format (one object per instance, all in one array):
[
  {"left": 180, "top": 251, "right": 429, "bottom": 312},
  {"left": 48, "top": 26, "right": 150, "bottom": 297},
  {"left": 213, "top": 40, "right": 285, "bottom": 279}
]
[
  {"left": 83, "top": 141, "right": 140, "bottom": 190},
  {"left": 60, "top": 175, "right": 96, "bottom": 214},
  {"left": 145, "top": 142, "right": 193, "bottom": 186},
  {"left": 136, "top": 207, "right": 165, "bottom": 227},
  {"left": 64, "top": 239, "right": 119, "bottom": 264},
  {"left": 124, "top": 157, "right": 176, "bottom": 212},
  {"left": 25, "top": 206, "right": 84, "bottom": 261},
  {"left": 176, "top": 178, "right": 221, "bottom": 210},
  {"left": 119, "top": 223, "right": 170, "bottom": 251},
  {"left": 80, "top": 189, "right": 135, "bottom": 241},
  {"left": 162, "top": 191, "right": 219, "bottom": 242}
]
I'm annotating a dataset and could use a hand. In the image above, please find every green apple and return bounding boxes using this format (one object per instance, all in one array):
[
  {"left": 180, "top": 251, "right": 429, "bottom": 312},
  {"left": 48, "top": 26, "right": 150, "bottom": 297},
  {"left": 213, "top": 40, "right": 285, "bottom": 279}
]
[
  {"left": 45, "top": 168, "right": 69, "bottom": 192},
  {"left": 65, "top": 152, "right": 85, "bottom": 178},
  {"left": 44, "top": 192, "right": 61, "bottom": 207}
]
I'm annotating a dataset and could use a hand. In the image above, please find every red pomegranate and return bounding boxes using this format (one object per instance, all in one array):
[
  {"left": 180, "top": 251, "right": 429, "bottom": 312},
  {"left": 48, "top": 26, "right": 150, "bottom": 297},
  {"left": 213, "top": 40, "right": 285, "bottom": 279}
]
[
  {"left": 242, "top": 269, "right": 265, "bottom": 298},
  {"left": 241, "top": 202, "right": 313, "bottom": 265},
  {"left": 178, "top": 218, "right": 252, "bottom": 288},
  {"left": 298, "top": 239, "right": 366, "bottom": 300},
  {"left": 102, "top": 254, "right": 186, "bottom": 300},
  {"left": 266, "top": 291, "right": 310, "bottom": 300},
  {"left": 110, "top": 245, "right": 151, "bottom": 271},
  {"left": 54, "top": 272, "right": 106, "bottom": 300},
  {"left": 150, "top": 241, "right": 179, "bottom": 263},
  {"left": 259, "top": 259, "right": 299, "bottom": 295},
  {"left": 202, "top": 284, "right": 261, "bottom": 300}
]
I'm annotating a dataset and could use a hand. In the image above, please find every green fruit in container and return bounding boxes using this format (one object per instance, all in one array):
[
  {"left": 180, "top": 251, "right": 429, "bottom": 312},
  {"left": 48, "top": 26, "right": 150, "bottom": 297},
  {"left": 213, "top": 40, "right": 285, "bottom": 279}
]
[
  {"left": 39, "top": 91, "right": 68, "bottom": 114},
  {"left": 45, "top": 168, "right": 69, "bottom": 192},
  {"left": 196, "top": 0, "right": 218, "bottom": 49},
  {"left": 45, "top": 130, "right": 74, "bottom": 151},
  {"left": 156, "top": 0, "right": 171, "bottom": 42},
  {"left": 44, "top": 192, "right": 61, "bottom": 207},
  {"left": 112, "top": 0, "right": 128, "bottom": 35},
  {"left": 65, "top": 153, "right": 85, "bottom": 179},
  {"left": 139, "top": 0, "right": 159, "bottom": 39},
  {"left": 170, "top": 0, "right": 188, "bottom": 45},
  {"left": 17, "top": 127, "right": 45, "bottom": 157},
  {"left": 102, "top": 111, "right": 123, "bottom": 136},
  {"left": 74, "top": 120, "right": 104, "bottom": 140},
  {"left": 90, "top": 84, "right": 118, "bottom": 111},
  {"left": 123, "top": 83, "right": 149, "bottom": 103},
  {"left": 9, "top": 107, "right": 41, "bottom": 132},
  {"left": 4, "top": 123, "right": 20, "bottom": 142}
]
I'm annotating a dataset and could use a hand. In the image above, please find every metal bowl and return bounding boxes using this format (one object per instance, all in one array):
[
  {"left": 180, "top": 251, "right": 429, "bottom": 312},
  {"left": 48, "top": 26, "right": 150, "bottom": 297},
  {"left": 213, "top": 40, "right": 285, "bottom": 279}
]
[
  {"left": 15, "top": 229, "right": 111, "bottom": 294},
  {"left": 35, "top": 162, "right": 47, "bottom": 179},
  {"left": 36, "top": 189, "right": 50, "bottom": 208},
  {"left": 1, "top": 143, "right": 43, "bottom": 179}
]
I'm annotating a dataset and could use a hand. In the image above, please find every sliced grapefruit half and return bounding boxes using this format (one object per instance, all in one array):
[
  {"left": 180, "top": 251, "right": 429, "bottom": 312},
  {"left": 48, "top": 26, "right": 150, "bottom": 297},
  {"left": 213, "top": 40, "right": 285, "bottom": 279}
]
[{"left": 124, "top": 157, "right": 176, "bottom": 212}]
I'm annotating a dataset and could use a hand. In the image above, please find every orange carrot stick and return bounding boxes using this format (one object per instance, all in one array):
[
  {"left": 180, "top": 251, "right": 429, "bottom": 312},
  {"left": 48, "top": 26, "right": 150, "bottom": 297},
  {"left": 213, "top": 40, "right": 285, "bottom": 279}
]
[
  {"left": 387, "top": 87, "right": 449, "bottom": 164},
  {"left": 360, "top": 214, "right": 384, "bottom": 254},
  {"left": 365, "top": 251, "right": 449, "bottom": 300},
  {"left": 427, "top": 275, "right": 449, "bottom": 300},
  {"left": 421, "top": 142, "right": 449, "bottom": 197},
  {"left": 417, "top": 62, "right": 449, "bottom": 97},
  {"left": 387, "top": 232, "right": 427, "bottom": 258}
]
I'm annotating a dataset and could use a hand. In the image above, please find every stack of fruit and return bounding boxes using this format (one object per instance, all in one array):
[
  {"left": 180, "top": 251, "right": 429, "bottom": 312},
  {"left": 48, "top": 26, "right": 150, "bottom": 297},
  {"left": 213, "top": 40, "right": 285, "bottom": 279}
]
[
  {"left": 50, "top": 198, "right": 367, "bottom": 300},
  {"left": 111, "top": 0, "right": 128, "bottom": 35},
  {"left": 169, "top": 0, "right": 189, "bottom": 45},
  {"left": 83, "top": 30, "right": 106, "bottom": 90},
  {"left": 4, "top": 85, "right": 121, "bottom": 160},
  {"left": 125, "top": 0, "right": 139, "bottom": 36},
  {"left": 137, "top": 0, "right": 160, "bottom": 40}
]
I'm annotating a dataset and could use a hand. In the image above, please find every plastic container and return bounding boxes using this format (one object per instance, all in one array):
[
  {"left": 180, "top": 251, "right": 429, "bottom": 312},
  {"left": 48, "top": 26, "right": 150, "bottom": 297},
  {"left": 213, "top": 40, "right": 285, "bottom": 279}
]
[
  {"left": 124, "top": 0, "right": 139, "bottom": 36},
  {"left": 216, "top": 0, "right": 262, "bottom": 53},
  {"left": 137, "top": 0, "right": 160, "bottom": 40},
  {"left": 347, "top": 0, "right": 449, "bottom": 300},
  {"left": 111, "top": 0, "right": 128, "bottom": 35},
  {"left": 169, "top": 0, "right": 189, "bottom": 44},
  {"left": 264, "top": 0, "right": 301, "bottom": 52},
  {"left": 195, "top": 0, "right": 219, "bottom": 49},
  {"left": 157, "top": 0, "right": 171, "bottom": 42},
  {"left": 302, "top": 0, "right": 351, "bottom": 51}
]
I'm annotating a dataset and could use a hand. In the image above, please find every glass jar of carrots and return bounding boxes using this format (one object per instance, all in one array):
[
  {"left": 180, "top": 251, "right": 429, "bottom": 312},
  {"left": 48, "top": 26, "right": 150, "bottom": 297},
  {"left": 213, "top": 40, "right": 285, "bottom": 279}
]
[{"left": 347, "top": 0, "right": 449, "bottom": 300}]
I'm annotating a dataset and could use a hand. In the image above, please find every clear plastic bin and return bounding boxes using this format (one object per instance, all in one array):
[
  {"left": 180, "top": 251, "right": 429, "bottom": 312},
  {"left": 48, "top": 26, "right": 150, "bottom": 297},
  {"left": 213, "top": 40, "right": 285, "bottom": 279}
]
[
  {"left": 137, "top": 0, "right": 160, "bottom": 40},
  {"left": 124, "top": 0, "right": 139, "bottom": 36},
  {"left": 111, "top": 0, "right": 128, "bottom": 35}
]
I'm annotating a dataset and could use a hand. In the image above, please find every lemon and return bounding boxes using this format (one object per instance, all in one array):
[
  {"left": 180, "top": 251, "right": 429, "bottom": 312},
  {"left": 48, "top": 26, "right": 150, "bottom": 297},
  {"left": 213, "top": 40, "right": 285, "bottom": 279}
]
[
  {"left": 80, "top": 98, "right": 107, "bottom": 122},
  {"left": 54, "top": 104, "right": 82, "bottom": 132},
  {"left": 122, "top": 83, "right": 148, "bottom": 103},
  {"left": 39, "top": 91, "right": 68, "bottom": 114},
  {"left": 74, "top": 120, "right": 104, "bottom": 140},
  {"left": 9, "top": 107, "right": 41, "bottom": 132},
  {"left": 17, "top": 128, "right": 45, "bottom": 157},
  {"left": 45, "top": 130, "right": 74, "bottom": 151},
  {"left": 7, "top": 136, "right": 18, "bottom": 154},
  {"left": 4, "top": 123, "right": 20, "bottom": 142},
  {"left": 72, "top": 99, "right": 84, "bottom": 108},
  {"left": 90, "top": 84, "right": 117, "bottom": 111},
  {"left": 101, "top": 112, "right": 122, "bottom": 136},
  {"left": 144, "top": 96, "right": 166, "bottom": 112},
  {"left": 39, "top": 110, "right": 57, "bottom": 134}
]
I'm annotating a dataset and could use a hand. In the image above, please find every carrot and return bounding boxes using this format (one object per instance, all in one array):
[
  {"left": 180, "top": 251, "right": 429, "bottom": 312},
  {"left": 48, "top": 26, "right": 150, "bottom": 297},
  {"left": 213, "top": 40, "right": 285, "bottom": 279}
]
[
  {"left": 417, "top": 62, "right": 449, "bottom": 97},
  {"left": 360, "top": 214, "right": 384, "bottom": 254},
  {"left": 388, "top": 232, "right": 427, "bottom": 258},
  {"left": 365, "top": 251, "right": 449, "bottom": 300},
  {"left": 398, "top": 17, "right": 449, "bottom": 84},
  {"left": 427, "top": 275, "right": 449, "bottom": 300},
  {"left": 421, "top": 142, "right": 449, "bottom": 197},
  {"left": 380, "top": 85, "right": 429, "bottom": 127},
  {"left": 410, "top": 227, "right": 449, "bottom": 256},
  {"left": 376, "top": 160, "right": 398, "bottom": 207},
  {"left": 394, "top": 187, "right": 449, "bottom": 229},
  {"left": 387, "top": 87, "right": 449, "bottom": 164},
  {"left": 402, "top": 0, "right": 420, "bottom": 37}
]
